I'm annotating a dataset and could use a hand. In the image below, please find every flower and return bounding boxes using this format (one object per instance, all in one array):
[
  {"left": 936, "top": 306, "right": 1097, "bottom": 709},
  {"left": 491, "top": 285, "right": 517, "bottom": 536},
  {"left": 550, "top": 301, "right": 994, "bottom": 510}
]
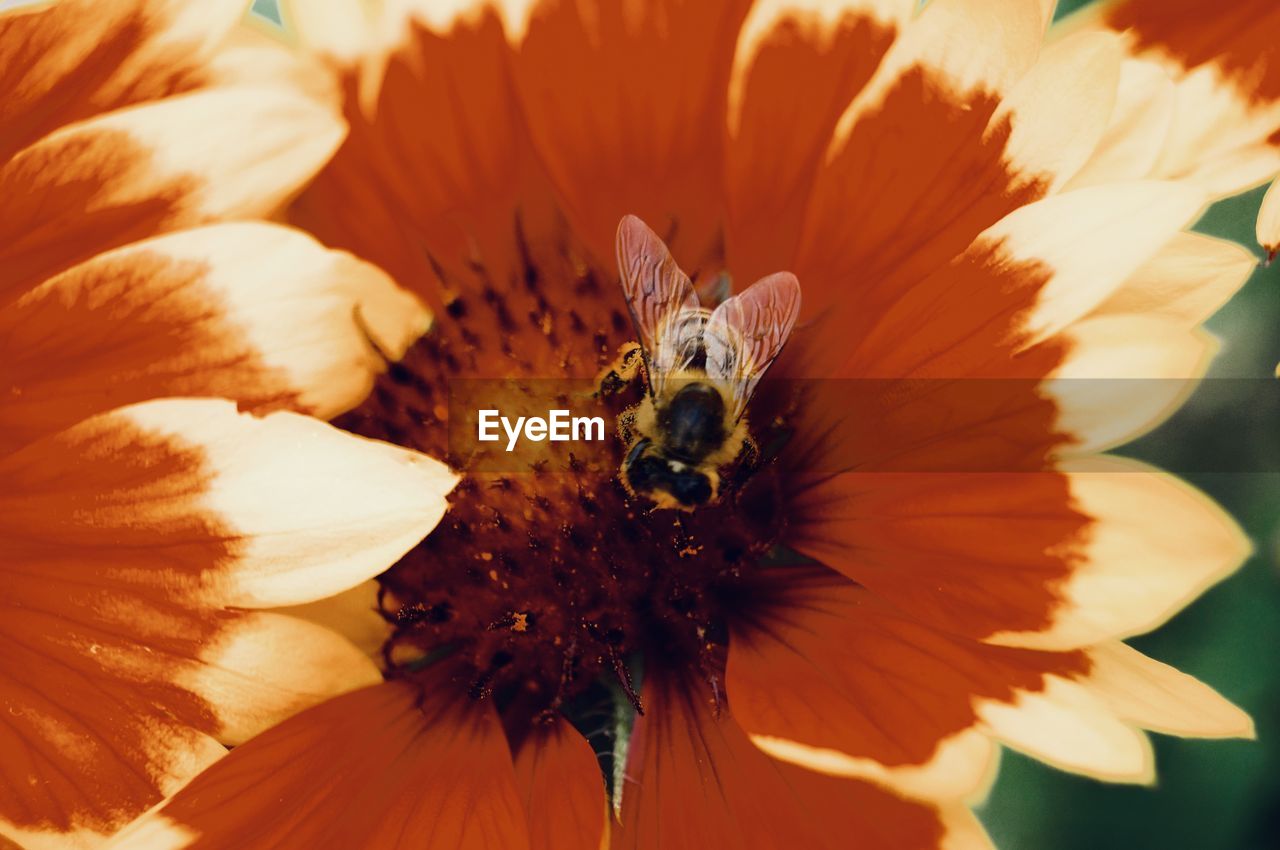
[
  {"left": 0, "top": 2, "right": 458, "bottom": 847},
  {"left": 102, "top": 0, "right": 1280, "bottom": 848}
]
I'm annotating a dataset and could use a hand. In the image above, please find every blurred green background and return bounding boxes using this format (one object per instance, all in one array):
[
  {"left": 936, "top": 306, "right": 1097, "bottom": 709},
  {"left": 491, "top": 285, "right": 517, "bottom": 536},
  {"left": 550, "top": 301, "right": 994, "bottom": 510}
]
[
  {"left": 248, "top": 0, "right": 1278, "bottom": 846},
  {"left": 980, "top": 3, "right": 1280, "bottom": 849}
]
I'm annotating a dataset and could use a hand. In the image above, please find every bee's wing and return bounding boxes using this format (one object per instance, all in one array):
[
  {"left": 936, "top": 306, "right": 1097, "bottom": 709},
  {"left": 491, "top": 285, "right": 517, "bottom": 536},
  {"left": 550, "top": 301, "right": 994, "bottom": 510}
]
[
  {"left": 616, "top": 214, "right": 700, "bottom": 398},
  {"left": 704, "top": 271, "right": 801, "bottom": 421}
]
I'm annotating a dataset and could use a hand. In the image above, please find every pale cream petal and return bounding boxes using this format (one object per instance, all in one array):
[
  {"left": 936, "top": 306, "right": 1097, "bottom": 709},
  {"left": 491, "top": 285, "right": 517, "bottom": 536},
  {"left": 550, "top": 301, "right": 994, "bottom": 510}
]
[
  {"left": 94, "top": 815, "right": 195, "bottom": 850},
  {"left": 117, "top": 399, "right": 458, "bottom": 608},
  {"left": 1152, "top": 64, "right": 1280, "bottom": 196},
  {"left": 1066, "top": 58, "right": 1176, "bottom": 188},
  {"left": 940, "top": 806, "right": 998, "bottom": 850},
  {"left": 279, "top": 0, "right": 377, "bottom": 61},
  {"left": 978, "top": 675, "right": 1155, "bottom": 783},
  {"left": 829, "top": 0, "right": 1043, "bottom": 151},
  {"left": 85, "top": 222, "right": 425, "bottom": 418},
  {"left": 989, "top": 456, "right": 1251, "bottom": 650},
  {"left": 29, "top": 86, "right": 345, "bottom": 221},
  {"left": 1087, "top": 232, "right": 1257, "bottom": 327},
  {"left": 1045, "top": 316, "right": 1215, "bottom": 454},
  {"left": 1083, "top": 642, "right": 1255, "bottom": 739},
  {"left": 207, "top": 25, "right": 341, "bottom": 107},
  {"left": 750, "top": 727, "right": 997, "bottom": 803},
  {"left": 989, "top": 31, "right": 1122, "bottom": 192},
  {"left": 1068, "top": 1, "right": 1280, "bottom": 197},
  {"left": 2, "top": 223, "right": 427, "bottom": 447},
  {"left": 177, "top": 612, "right": 382, "bottom": 746},
  {"left": 144, "top": 0, "right": 254, "bottom": 55},
  {"left": 272, "top": 580, "right": 390, "bottom": 664},
  {"left": 978, "top": 181, "right": 1208, "bottom": 346},
  {"left": 1259, "top": 178, "right": 1280, "bottom": 258}
]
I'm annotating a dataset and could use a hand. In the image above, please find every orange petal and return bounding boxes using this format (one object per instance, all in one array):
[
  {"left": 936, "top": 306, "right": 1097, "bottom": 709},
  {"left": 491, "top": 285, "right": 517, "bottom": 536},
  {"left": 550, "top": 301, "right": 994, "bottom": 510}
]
[
  {"left": 1101, "top": 0, "right": 1280, "bottom": 103},
  {"left": 794, "top": 0, "right": 1045, "bottom": 317},
  {"left": 1, "top": 86, "right": 343, "bottom": 301},
  {"left": 509, "top": 0, "right": 752, "bottom": 270},
  {"left": 724, "top": 0, "right": 908, "bottom": 281},
  {"left": 727, "top": 569, "right": 1080, "bottom": 799},
  {"left": 615, "top": 672, "right": 989, "bottom": 850},
  {"left": 790, "top": 457, "right": 1247, "bottom": 654},
  {"left": 0, "top": 0, "right": 250, "bottom": 159},
  {"left": 730, "top": 571, "right": 1244, "bottom": 788},
  {"left": 806, "top": 180, "right": 1205, "bottom": 381},
  {"left": 787, "top": 471, "right": 1090, "bottom": 642},
  {"left": 290, "top": 2, "right": 553, "bottom": 309},
  {"left": 513, "top": 718, "right": 607, "bottom": 850},
  {"left": 1, "top": 222, "right": 427, "bottom": 448},
  {"left": 104, "top": 678, "right": 530, "bottom": 850},
  {"left": 0, "top": 400, "right": 453, "bottom": 847}
]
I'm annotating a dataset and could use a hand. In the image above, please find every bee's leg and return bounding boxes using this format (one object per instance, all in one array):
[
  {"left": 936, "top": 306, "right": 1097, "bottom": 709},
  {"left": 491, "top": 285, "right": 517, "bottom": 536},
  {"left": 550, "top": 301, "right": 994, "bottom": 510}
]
[
  {"left": 595, "top": 342, "right": 645, "bottom": 397},
  {"left": 616, "top": 405, "right": 638, "bottom": 445},
  {"left": 737, "top": 433, "right": 760, "bottom": 475}
]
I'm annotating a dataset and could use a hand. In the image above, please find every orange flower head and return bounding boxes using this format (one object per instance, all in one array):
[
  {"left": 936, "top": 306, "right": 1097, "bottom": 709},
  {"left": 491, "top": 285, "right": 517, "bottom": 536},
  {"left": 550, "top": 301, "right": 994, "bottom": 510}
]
[{"left": 10, "top": 0, "right": 1279, "bottom": 848}]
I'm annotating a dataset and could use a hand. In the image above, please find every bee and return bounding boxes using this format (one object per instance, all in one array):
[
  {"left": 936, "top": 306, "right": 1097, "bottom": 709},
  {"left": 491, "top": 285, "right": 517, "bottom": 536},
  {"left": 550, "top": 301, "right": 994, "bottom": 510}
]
[{"left": 610, "top": 214, "right": 801, "bottom": 510}]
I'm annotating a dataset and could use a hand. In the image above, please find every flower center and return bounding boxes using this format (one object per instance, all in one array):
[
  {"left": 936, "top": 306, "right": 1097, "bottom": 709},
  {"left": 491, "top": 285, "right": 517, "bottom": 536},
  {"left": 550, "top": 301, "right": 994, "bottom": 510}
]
[{"left": 336, "top": 233, "right": 788, "bottom": 725}]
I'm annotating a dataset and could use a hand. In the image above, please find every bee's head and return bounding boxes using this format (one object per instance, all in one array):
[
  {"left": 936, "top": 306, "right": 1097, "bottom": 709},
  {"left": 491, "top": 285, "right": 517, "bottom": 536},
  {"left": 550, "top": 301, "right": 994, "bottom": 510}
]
[
  {"left": 623, "top": 442, "right": 717, "bottom": 509},
  {"left": 664, "top": 465, "right": 714, "bottom": 507}
]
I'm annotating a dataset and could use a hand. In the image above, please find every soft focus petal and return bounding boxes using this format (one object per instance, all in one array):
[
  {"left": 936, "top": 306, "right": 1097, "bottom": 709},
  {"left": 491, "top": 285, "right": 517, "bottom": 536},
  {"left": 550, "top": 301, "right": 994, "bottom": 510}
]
[
  {"left": 1, "top": 87, "right": 344, "bottom": 302},
  {"left": 2, "top": 222, "right": 427, "bottom": 449},
  {"left": 1066, "top": 59, "right": 1176, "bottom": 187},
  {"left": 512, "top": 718, "right": 606, "bottom": 850},
  {"left": 990, "top": 31, "right": 1122, "bottom": 192},
  {"left": 975, "top": 674, "right": 1153, "bottom": 783},
  {"left": 1046, "top": 316, "right": 1216, "bottom": 453},
  {"left": 0, "top": 399, "right": 447, "bottom": 847},
  {"left": 1087, "top": 231, "right": 1257, "bottom": 327},
  {"left": 615, "top": 673, "right": 986, "bottom": 850},
  {"left": 1082, "top": 642, "right": 1254, "bottom": 739},
  {"left": 1087, "top": 0, "right": 1280, "bottom": 195},
  {"left": 104, "top": 678, "right": 529, "bottom": 850}
]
